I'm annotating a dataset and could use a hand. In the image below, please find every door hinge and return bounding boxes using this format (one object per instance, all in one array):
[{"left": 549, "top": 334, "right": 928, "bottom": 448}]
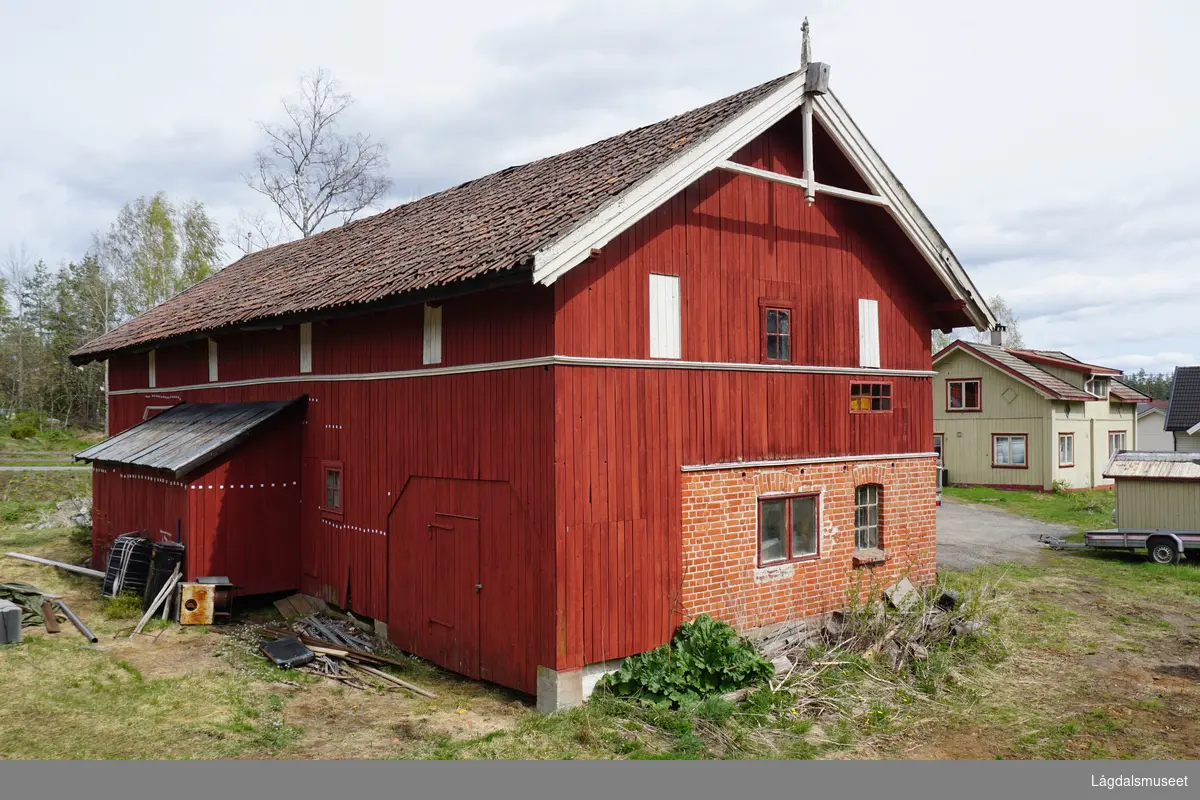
[{"left": 475, "top": 583, "right": 482, "bottom": 593}]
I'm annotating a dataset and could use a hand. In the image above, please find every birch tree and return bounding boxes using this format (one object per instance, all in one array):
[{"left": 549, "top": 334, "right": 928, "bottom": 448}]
[{"left": 245, "top": 68, "right": 392, "bottom": 239}]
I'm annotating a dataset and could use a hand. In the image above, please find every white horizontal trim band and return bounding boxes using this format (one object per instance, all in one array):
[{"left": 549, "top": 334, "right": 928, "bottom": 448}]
[
  {"left": 681, "top": 452, "right": 938, "bottom": 473},
  {"left": 107, "top": 356, "right": 933, "bottom": 396}
]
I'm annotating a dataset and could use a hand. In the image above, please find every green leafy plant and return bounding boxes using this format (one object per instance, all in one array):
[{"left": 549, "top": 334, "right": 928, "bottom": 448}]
[
  {"left": 9, "top": 425, "right": 36, "bottom": 441},
  {"left": 597, "top": 614, "right": 772, "bottom": 706},
  {"left": 101, "top": 591, "right": 145, "bottom": 620}
]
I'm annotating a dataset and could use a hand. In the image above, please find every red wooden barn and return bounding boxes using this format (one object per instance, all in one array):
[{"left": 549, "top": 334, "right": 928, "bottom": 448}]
[{"left": 71, "top": 57, "right": 994, "bottom": 710}]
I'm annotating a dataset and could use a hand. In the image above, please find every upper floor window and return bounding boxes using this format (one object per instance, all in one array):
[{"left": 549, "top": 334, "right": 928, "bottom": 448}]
[
  {"left": 947, "top": 378, "right": 981, "bottom": 411},
  {"left": 850, "top": 382, "right": 892, "bottom": 412},
  {"left": 299, "top": 322, "right": 313, "bottom": 374},
  {"left": 758, "top": 494, "right": 819, "bottom": 565},
  {"left": 148, "top": 350, "right": 157, "bottom": 388},
  {"left": 1085, "top": 376, "right": 1108, "bottom": 398},
  {"left": 854, "top": 484, "right": 881, "bottom": 550},
  {"left": 758, "top": 299, "right": 794, "bottom": 362},
  {"left": 993, "top": 434, "right": 1028, "bottom": 468},
  {"left": 207, "top": 338, "right": 218, "bottom": 382},
  {"left": 649, "top": 273, "right": 681, "bottom": 359}
]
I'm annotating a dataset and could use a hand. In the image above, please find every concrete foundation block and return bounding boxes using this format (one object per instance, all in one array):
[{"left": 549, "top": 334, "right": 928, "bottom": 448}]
[
  {"left": 536, "top": 665, "right": 583, "bottom": 714},
  {"left": 373, "top": 619, "right": 389, "bottom": 641}
]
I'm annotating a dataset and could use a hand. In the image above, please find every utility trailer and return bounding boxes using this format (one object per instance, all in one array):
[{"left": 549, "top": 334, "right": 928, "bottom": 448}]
[
  {"left": 1043, "top": 450, "right": 1200, "bottom": 565},
  {"left": 1042, "top": 529, "right": 1200, "bottom": 565}
]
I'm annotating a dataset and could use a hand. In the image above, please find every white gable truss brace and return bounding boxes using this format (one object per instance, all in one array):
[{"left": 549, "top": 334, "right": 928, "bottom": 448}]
[{"left": 531, "top": 66, "right": 995, "bottom": 332}]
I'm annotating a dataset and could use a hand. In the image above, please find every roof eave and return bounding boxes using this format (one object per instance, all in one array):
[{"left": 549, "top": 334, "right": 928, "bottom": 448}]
[{"left": 932, "top": 340, "right": 1088, "bottom": 401}]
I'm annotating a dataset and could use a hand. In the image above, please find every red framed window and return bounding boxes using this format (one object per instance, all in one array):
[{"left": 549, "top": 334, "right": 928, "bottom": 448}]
[
  {"left": 758, "top": 493, "right": 820, "bottom": 566},
  {"left": 758, "top": 299, "right": 794, "bottom": 363},
  {"left": 947, "top": 378, "right": 981, "bottom": 412},
  {"left": 992, "top": 434, "right": 1028, "bottom": 469},
  {"left": 850, "top": 382, "right": 892, "bottom": 412},
  {"left": 321, "top": 460, "right": 344, "bottom": 517}
]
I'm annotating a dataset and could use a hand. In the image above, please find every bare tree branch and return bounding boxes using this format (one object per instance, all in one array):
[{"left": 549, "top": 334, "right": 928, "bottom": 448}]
[{"left": 244, "top": 68, "right": 392, "bottom": 239}]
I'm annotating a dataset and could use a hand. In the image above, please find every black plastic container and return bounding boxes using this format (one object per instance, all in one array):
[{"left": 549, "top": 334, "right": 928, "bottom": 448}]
[
  {"left": 102, "top": 534, "right": 153, "bottom": 598},
  {"left": 142, "top": 541, "right": 187, "bottom": 611}
]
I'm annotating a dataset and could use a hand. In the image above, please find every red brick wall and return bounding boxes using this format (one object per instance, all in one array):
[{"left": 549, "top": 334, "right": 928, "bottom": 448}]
[{"left": 679, "top": 456, "right": 938, "bottom": 629}]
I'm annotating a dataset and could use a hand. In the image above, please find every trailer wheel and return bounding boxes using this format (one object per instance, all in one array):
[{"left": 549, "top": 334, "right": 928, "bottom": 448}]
[{"left": 1146, "top": 538, "right": 1180, "bottom": 566}]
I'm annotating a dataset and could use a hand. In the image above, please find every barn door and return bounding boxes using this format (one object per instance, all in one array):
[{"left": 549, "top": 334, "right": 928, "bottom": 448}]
[{"left": 425, "top": 509, "right": 480, "bottom": 678}]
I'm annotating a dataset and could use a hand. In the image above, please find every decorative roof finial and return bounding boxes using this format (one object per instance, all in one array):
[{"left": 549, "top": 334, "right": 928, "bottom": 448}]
[{"left": 801, "top": 17, "right": 812, "bottom": 69}]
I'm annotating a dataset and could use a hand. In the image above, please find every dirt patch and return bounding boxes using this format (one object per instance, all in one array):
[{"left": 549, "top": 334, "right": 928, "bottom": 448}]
[
  {"left": 282, "top": 680, "right": 526, "bottom": 759},
  {"left": 104, "top": 629, "right": 231, "bottom": 679},
  {"left": 1155, "top": 664, "right": 1200, "bottom": 682}
]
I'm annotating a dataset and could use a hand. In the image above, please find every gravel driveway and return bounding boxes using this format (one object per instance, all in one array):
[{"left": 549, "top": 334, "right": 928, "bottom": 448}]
[{"left": 937, "top": 498, "right": 1070, "bottom": 570}]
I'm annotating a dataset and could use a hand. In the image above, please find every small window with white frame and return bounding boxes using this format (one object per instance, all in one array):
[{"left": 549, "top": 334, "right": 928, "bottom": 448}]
[
  {"left": 422, "top": 304, "right": 443, "bottom": 365},
  {"left": 1084, "top": 376, "right": 1108, "bottom": 398},
  {"left": 1108, "top": 430, "right": 1127, "bottom": 457},
  {"left": 1058, "top": 433, "right": 1074, "bottom": 467},
  {"left": 854, "top": 484, "right": 881, "bottom": 550},
  {"left": 649, "top": 273, "right": 681, "bottom": 359},
  {"left": 993, "top": 434, "right": 1028, "bottom": 468}
]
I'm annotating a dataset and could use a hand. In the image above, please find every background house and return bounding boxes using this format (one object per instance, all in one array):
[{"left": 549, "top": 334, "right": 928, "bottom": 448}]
[
  {"left": 1165, "top": 366, "right": 1200, "bottom": 452},
  {"left": 1136, "top": 401, "right": 1172, "bottom": 451},
  {"left": 933, "top": 337, "right": 1149, "bottom": 490},
  {"left": 71, "top": 62, "right": 993, "bottom": 710}
]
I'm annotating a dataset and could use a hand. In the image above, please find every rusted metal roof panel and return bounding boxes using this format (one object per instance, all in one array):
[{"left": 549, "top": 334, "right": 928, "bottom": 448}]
[
  {"left": 75, "top": 400, "right": 302, "bottom": 477},
  {"left": 69, "top": 74, "right": 793, "bottom": 364},
  {"left": 1104, "top": 450, "right": 1200, "bottom": 481}
]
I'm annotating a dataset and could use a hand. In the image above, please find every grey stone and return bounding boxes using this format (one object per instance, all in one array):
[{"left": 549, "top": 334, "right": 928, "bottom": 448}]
[
  {"left": 884, "top": 577, "right": 918, "bottom": 610},
  {"left": 537, "top": 665, "right": 583, "bottom": 714}
]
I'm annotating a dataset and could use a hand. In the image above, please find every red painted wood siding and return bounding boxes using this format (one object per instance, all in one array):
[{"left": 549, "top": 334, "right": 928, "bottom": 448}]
[
  {"left": 91, "top": 465, "right": 188, "bottom": 571},
  {"left": 185, "top": 410, "right": 303, "bottom": 594},
  {"left": 554, "top": 115, "right": 935, "bottom": 369}
]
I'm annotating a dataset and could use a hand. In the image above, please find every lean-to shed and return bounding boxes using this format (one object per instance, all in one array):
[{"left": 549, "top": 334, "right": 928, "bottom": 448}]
[
  {"left": 77, "top": 400, "right": 304, "bottom": 594},
  {"left": 1104, "top": 451, "right": 1200, "bottom": 533}
]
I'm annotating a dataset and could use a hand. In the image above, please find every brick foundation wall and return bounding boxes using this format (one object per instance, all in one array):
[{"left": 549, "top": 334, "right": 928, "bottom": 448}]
[{"left": 679, "top": 457, "right": 938, "bottom": 630}]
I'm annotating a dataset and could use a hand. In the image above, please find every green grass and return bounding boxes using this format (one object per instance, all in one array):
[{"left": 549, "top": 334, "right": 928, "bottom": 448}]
[
  {"left": 0, "top": 424, "right": 99, "bottom": 454},
  {"left": 0, "top": 471, "right": 91, "bottom": 503},
  {"left": 944, "top": 486, "right": 1115, "bottom": 534}
]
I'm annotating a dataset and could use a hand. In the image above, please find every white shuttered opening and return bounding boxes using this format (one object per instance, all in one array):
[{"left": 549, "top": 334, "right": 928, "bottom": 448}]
[
  {"left": 649, "top": 274, "right": 681, "bottom": 359},
  {"left": 858, "top": 298, "right": 880, "bottom": 369}
]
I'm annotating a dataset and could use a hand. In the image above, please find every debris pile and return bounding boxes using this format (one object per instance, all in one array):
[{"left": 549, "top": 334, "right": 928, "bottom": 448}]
[{"left": 23, "top": 497, "right": 91, "bottom": 531}]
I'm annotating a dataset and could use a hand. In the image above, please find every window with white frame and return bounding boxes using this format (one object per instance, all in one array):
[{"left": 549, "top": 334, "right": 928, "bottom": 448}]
[
  {"left": 854, "top": 484, "right": 881, "bottom": 550},
  {"left": 947, "top": 379, "right": 981, "bottom": 411},
  {"left": 758, "top": 494, "right": 819, "bottom": 565},
  {"left": 933, "top": 434, "right": 944, "bottom": 465},
  {"left": 1084, "top": 376, "right": 1108, "bottom": 398},
  {"left": 422, "top": 304, "right": 443, "bottom": 365},
  {"left": 993, "top": 434, "right": 1028, "bottom": 468},
  {"left": 1058, "top": 433, "right": 1074, "bottom": 467},
  {"left": 1108, "top": 430, "right": 1127, "bottom": 457},
  {"left": 649, "top": 273, "right": 681, "bottom": 359}
]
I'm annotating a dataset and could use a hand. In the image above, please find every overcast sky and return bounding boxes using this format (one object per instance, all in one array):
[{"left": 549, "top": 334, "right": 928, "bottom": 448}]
[{"left": 1, "top": 0, "right": 1195, "bottom": 373}]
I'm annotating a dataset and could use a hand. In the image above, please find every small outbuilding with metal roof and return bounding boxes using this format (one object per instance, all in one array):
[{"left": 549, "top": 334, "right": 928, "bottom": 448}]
[
  {"left": 1104, "top": 451, "right": 1200, "bottom": 537},
  {"left": 77, "top": 399, "right": 305, "bottom": 595}
]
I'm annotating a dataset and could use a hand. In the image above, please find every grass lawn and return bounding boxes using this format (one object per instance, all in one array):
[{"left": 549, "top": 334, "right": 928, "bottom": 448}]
[
  {"left": 1, "top": 477, "right": 1197, "bottom": 760},
  {"left": 943, "top": 485, "right": 1115, "bottom": 535}
]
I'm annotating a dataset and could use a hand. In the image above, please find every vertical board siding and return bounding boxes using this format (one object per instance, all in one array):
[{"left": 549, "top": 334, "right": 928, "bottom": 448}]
[{"left": 90, "top": 466, "right": 188, "bottom": 572}]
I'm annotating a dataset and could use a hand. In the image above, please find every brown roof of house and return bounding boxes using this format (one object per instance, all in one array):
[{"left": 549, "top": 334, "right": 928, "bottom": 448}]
[
  {"left": 69, "top": 73, "right": 792, "bottom": 364},
  {"left": 1109, "top": 380, "right": 1152, "bottom": 404},
  {"left": 955, "top": 342, "right": 1095, "bottom": 400}
]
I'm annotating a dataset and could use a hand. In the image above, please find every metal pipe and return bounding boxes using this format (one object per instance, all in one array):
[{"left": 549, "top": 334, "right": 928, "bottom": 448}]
[
  {"left": 4, "top": 552, "right": 104, "bottom": 579},
  {"left": 57, "top": 601, "right": 97, "bottom": 643}
]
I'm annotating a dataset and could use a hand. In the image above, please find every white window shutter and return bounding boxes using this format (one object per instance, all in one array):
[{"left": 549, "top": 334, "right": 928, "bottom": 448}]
[
  {"left": 649, "top": 274, "right": 681, "bottom": 359},
  {"left": 208, "top": 338, "right": 219, "bottom": 382},
  {"left": 858, "top": 298, "right": 880, "bottom": 368},
  {"left": 148, "top": 350, "right": 156, "bottom": 388},
  {"left": 299, "top": 322, "right": 313, "bottom": 374},
  {"left": 422, "top": 304, "right": 443, "bottom": 365}
]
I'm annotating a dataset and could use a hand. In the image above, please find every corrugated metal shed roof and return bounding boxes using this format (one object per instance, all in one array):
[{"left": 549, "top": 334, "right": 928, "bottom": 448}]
[
  {"left": 75, "top": 400, "right": 302, "bottom": 477},
  {"left": 1103, "top": 450, "right": 1200, "bottom": 481},
  {"left": 1165, "top": 366, "right": 1200, "bottom": 431}
]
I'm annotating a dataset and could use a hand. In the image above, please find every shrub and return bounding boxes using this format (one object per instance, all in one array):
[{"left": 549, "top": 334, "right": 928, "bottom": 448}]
[
  {"left": 101, "top": 592, "right": 145, "bottom": 620},
  {"left": 597, "top": 614, "right": 772, "bottom": 706},
  {"left": 9, "top": 425, "right": 36, "bottom": 441}
]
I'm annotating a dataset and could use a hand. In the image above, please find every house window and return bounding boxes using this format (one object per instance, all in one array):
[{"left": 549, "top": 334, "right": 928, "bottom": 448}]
[
  {"left": 321, "top": 461, "right": 343, "bottom": 516},
  {"left": 758, "top": 494, "right": 819, "bottom": 565},
  {"left": 993, "top": 434, "right": 1028, "bottom": 468},
  {"left": 947, "top": 379, "right": 981, "bottom": 411},
  {"left": 1108, "top": 430, "right": 1127, "bottom": 457},
  {"left": 858, "top": 298, "right": 880, "bottom": 368},
  {"left": 1058, "top": 433, "right": 1074, "bottom": 467},
  {"left": 423, "top": 304, "right": 443, "bottom": 365},
  {"left": 299, "top": 322, "right": 313, "bottom": 374},
  {"left": 1085, "top": 376, "right": 1108, "bottom": 398},
  {"left": 933, "top": 434, "right": 944, "bottom": 465},
  {"left": 854, "top": 484, "right": 881, "bottom": 550},
  {"left": 649, "top": 273, "right": 681, "bottom": 359},
  {"left": 850, "top": 382, "right": 892, "bottom": 412},
  {"left": 758, "top": 299, "right": 794, "bottom": 362}
]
